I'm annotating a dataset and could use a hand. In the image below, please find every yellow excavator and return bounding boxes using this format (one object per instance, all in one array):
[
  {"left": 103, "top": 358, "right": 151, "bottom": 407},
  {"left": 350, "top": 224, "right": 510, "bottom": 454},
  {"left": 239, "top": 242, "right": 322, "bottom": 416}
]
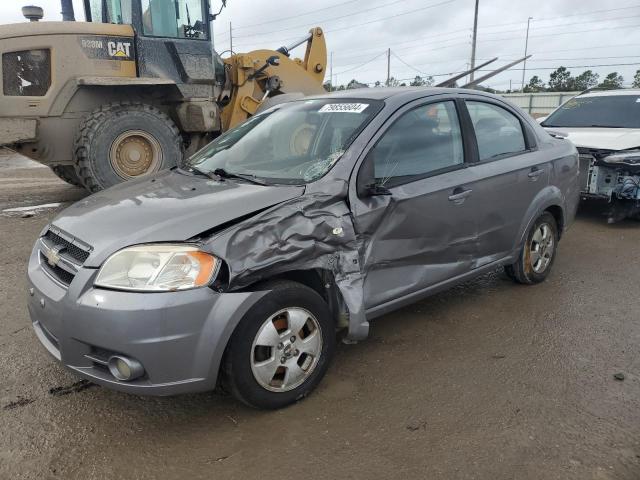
[{"left": 0, "top": 1, "right": 327, "bottom": 191}]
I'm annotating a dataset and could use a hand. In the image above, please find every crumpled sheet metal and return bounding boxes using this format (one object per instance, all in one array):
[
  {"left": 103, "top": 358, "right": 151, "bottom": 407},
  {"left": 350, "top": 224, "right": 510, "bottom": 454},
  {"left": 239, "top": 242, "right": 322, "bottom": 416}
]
[{"left": 204, "top": 185, "right": 369, "bottom": 340}]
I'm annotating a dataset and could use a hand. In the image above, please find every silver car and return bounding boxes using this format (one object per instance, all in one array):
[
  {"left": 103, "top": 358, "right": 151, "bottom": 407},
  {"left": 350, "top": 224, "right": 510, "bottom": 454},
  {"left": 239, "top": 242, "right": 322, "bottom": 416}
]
[{"left": 27, "top": 88, "right": 579, "bottom": 409}]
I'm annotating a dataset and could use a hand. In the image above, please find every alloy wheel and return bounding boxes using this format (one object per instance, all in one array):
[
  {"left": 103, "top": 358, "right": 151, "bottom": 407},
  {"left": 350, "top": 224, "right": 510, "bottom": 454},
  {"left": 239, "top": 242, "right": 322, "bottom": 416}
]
[
  {"left": 250, "top": 307, "right": 323, "bottom": 392},
  {"left": 529, "top": 222, "right": 555, "bottom": 273}
]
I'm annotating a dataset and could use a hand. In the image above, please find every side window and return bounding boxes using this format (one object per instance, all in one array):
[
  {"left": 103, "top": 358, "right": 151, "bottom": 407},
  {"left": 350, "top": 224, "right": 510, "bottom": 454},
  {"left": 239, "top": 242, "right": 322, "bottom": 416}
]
[
  {"left": 88, "top": 0, "right": 132, "bottom": 24},
  {"left": 466, "top": 101, "right": 526, "bottom": 161},
  {"left": 372, "top": 101, "right": 464, "bottom": 186},
  {"left": 141, "top": 0, "right": 206, "bottom": 39}
]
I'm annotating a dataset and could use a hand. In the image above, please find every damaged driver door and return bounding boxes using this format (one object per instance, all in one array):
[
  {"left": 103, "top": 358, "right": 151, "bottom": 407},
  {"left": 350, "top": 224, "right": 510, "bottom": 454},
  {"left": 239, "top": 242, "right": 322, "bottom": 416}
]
[{"left": 350, "top": 98, "right": 481, "bottom": 310}]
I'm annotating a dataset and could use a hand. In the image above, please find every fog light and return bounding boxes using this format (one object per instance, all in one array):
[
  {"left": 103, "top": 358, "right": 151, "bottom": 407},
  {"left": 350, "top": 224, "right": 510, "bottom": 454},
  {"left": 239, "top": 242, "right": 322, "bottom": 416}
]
[{"left": 107, "top": 355, "right": 144, "bottom": 381}]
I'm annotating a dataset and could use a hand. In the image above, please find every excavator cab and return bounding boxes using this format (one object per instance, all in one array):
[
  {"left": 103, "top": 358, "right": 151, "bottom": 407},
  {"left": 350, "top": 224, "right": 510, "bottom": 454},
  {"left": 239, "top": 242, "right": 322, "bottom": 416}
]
[{"left": 0, "top": 0, "right": 327, "bottom": 191}]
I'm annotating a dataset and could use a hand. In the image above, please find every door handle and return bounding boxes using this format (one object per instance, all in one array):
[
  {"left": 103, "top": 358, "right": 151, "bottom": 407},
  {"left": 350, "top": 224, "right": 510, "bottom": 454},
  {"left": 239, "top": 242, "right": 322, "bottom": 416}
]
[
  {"left": 528, "top": 167, "right": 544, "bottom": 179},
  {"left": 448, "top": 188, "right": 472, "bottom": 203}
]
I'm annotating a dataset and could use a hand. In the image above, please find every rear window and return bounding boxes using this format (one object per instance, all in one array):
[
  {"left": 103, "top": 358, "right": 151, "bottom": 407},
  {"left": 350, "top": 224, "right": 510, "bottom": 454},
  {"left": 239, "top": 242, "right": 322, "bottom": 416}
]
[{"left": 543, "top": 95, "right": 640, "bottom": 128}]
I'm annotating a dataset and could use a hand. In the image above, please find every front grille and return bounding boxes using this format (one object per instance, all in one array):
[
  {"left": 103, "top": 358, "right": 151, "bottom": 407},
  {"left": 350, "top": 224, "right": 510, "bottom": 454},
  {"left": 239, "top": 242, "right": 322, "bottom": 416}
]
[
  {"left": 40, "top": 251, "right": 75, "bottom": 286},
  {"left": 38, "top": 227, "right": 92, "bottom": 288},
  {"left": 43, "top": 229, "right": 91, "bottom": 264},
  {"left": 2, "top": 49, "right": 51, "bottom": 96}
]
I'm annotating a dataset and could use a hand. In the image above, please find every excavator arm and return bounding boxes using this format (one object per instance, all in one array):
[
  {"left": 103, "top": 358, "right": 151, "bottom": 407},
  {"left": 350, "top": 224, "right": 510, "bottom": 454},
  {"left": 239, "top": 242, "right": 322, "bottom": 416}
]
[{"left": 220, "top": 27, "right": 327, "bottom": 130}]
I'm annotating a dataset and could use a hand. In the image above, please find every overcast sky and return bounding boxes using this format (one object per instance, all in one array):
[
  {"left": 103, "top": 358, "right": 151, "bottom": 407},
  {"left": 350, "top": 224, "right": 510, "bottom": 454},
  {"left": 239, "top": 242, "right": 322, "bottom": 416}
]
[{"left": 2, "top": 0, "right": 640, "bottom": 90}]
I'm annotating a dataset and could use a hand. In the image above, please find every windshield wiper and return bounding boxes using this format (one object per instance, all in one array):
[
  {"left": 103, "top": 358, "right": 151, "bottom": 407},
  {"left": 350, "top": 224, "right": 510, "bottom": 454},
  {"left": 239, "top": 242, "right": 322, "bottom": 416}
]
[
  {"left": 213, "top": 168, "right": 267, "bottom": 185},
  {"left": 187, "top": 165, "right": 217, "bottom": 179}
]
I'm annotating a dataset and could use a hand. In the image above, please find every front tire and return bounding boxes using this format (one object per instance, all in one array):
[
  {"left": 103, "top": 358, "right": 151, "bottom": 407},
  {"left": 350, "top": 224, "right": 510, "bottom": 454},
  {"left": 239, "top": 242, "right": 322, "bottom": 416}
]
[
  {"left": 73, "top": 102, "right": 183, "bottom": 192},
  {"left": 505, "top": 212, "right": 558, "bottom": 284},
  {"left": 49, "top": 165, "right": 83, "bottom": 187},
  {"left": 223, "top": 280, "right": 335, "bottom": 409}
]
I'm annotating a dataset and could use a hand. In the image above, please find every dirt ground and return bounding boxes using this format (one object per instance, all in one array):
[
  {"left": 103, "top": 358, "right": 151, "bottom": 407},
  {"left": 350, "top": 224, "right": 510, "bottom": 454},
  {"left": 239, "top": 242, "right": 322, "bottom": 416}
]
[{"left": 1, "top": 151, "right": 639, "bottom": 480}]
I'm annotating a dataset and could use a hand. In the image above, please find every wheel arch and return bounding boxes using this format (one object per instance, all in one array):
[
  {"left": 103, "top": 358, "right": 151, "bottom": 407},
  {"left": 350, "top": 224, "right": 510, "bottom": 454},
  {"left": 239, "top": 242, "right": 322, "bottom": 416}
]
[
  {"left": 514, "top": 185, "right": 567, "bottom": 251},
  {"left": 544, "top": 204, "right": 565, "bottom": 239},
  {"left": 238, "top": 268, "right": 347, "bottom": 329}
]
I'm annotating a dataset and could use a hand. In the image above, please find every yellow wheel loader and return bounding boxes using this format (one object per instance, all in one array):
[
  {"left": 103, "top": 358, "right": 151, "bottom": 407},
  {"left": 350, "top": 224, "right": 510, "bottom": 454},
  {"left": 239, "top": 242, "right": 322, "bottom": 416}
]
[{"left": 0, "top": 1, "right": 326, "bottom": 191}]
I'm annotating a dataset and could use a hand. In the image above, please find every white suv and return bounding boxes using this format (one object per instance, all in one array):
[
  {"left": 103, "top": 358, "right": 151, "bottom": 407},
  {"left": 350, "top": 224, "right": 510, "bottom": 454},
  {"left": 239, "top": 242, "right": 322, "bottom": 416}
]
[{"left": 541, "top": 89, "right": 640, "bottom": 222}]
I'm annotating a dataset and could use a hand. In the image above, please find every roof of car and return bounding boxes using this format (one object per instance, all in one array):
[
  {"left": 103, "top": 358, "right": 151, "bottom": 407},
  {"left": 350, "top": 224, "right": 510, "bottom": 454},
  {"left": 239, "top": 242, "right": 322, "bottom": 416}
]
[
  {"left": 579, "top": 88, "right": 640, "bottom": 97},
  {"left": 304, "top": 87, "right": 500, "bottom": 103}
]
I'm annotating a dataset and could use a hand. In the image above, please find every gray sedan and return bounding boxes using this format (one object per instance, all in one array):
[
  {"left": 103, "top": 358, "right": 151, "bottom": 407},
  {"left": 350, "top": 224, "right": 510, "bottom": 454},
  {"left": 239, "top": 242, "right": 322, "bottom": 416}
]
[{"left": 27, "top": 88, "right": 580, "bottom": 409}]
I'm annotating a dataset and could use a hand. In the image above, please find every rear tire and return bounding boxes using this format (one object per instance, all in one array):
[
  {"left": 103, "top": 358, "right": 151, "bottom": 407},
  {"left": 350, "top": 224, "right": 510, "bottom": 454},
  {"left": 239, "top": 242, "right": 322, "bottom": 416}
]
[
  {"left": 222, "top": 280, "right": 335, "bottom": 409},
  {"left": 505, "top": 212, "right": 558, "bottom": 284},
  {"left": 50, "top": 165, "right": 82, "bottom": 187},
  {"left": 73, "top": 102, "right": 183, "bottom": 192}
]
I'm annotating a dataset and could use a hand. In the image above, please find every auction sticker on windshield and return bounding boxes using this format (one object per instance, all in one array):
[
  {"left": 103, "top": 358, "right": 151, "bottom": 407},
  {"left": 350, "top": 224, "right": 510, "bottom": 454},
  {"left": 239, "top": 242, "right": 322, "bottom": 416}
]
[{"left": 319, "top": 103, "right": 369, "bottom": 113}]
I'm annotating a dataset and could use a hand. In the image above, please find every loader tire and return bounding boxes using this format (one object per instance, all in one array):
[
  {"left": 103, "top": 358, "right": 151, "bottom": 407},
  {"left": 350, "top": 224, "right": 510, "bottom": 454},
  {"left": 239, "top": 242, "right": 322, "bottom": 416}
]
[
  {"left": 74, "top": 103, "right": 183, "bottom": 192},
  {"left": 50, "top": 165, "right": 83, "bottom": 187}
]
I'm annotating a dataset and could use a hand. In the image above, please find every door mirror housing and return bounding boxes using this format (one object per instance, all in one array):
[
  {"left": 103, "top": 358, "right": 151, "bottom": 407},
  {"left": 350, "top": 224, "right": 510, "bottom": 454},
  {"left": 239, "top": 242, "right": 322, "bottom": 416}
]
[{"left": 357, "top": 151, "right": 392, "bottom": 197}]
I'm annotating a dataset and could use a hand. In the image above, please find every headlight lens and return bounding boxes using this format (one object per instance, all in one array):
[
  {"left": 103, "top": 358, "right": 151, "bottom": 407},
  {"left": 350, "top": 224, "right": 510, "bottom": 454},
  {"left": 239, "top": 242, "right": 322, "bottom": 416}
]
[{"left": 95, "top": 244, "right": 218, "bottom": 292}]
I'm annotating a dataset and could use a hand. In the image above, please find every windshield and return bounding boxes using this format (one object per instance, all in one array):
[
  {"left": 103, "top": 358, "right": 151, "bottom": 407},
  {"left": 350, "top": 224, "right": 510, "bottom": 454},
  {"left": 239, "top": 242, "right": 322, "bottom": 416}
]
[
  {"left": 87, "top": 0, "right": 132, "bottom": 24},
  {"left": 543, "top": 94, "right": 640, "bottom": 128},
  {"left": 187, "top": 99, "right": 383, "bottom": 185}
]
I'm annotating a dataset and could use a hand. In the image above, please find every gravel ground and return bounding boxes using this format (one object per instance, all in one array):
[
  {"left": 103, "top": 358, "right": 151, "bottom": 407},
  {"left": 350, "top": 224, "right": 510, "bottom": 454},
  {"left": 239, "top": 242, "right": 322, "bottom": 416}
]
[{"left": 1, "top": 152, "right": 639, "bottom": 480}]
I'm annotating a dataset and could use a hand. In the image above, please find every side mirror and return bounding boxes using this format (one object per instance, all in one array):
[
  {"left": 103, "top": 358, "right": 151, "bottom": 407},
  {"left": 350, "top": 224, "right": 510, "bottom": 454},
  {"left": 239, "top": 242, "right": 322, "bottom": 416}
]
[{"left": 356, "top": 151, "right": 391, "bottom": 197}]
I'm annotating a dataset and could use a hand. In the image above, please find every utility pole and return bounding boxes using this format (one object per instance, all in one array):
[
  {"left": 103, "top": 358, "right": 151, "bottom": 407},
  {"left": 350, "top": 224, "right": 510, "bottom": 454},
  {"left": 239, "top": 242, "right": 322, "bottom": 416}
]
[
  {"left": 329, "top": 51, "right": 333, "bottom": 91},
  {"left": 469, "top": 0, "right": 479, "bottom": 83},
  {"left": 229, "top": 21, "right": 233, "bottom": 53},
  {"left": 521, "top": 17, "right": 533, "bottom": 91},
  {"left": 386, "top": 48, "right": 391, "bottom": 87}
]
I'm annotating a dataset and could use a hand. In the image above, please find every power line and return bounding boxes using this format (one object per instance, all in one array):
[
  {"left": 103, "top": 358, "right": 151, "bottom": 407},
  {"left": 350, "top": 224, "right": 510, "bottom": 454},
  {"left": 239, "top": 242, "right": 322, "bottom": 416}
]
[
  {"left": 478, "top": 12, "right": 640, "bottom": 38},
  {"left": 327, "top": 10, "right": 640, "bottom": 59},
  {"left": 478, "top": 22, "right": 640, "bottom": 44},
  {"left": 475, "top": 3, "right": 640, "bottom": 31},
  {"left": 220, "top": 0, "right": 457, "bottom": 47},
  {"left": 226, "top": 0, "right": 362, "bottom": 31},
  {"left": 478, "top": 62, "right": 640, "bottom": 71},
  {"left": 230, "top": 0, "right": 412, "bottom": 39},
  {"left": 334, "top": 51, "right": 388, "bottom": 75},
  {"left": 223, "top": 7, "right": 640, "bottom": 58},
  {"left": 477, "top": 43, "right": 640, "bottom": 58},
  {"left": 527, "top": 55, "right": 640, "bottom": 62},
  {"left": 391, "top": 51, "right": 430, "bottom": 76},
  {"left": 219, "top": 2, "right": 640, "bottom": 50}
]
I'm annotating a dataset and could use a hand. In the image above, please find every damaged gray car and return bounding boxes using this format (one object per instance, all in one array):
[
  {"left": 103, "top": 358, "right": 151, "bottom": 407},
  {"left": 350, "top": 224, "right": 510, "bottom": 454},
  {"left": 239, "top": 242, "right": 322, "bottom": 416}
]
[{"left": 27, "top": 88, "right": 579, "bottom": 409}]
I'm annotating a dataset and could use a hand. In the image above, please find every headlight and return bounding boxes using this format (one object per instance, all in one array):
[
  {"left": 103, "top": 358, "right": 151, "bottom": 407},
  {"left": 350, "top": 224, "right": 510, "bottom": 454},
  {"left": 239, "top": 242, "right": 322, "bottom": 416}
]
[
  {"left": 95, "top": 244, "right": 219, "bottom": 292},
  {"left": 603, "top": 151, "right": 640, "bottom": 166}
]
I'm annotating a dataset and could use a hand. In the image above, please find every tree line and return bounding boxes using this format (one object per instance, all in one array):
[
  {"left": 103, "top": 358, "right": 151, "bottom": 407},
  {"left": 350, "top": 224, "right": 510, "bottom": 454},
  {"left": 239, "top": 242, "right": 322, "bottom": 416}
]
[
  {"left": 324, "top": 75, "right": 434, "bottom": 91},
  {"left": 522, "top": 67, "right": 640, "bottom": 92},
  {"left": 324, "top": 68, "right": 640, "bottom": 93}
]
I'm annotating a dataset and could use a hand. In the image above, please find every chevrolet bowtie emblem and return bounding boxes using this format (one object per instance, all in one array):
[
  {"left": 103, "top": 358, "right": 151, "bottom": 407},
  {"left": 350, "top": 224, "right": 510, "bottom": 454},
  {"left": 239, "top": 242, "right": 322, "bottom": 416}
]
[{"left": 45, "top": 245, "right": 63, "bottom": 267}]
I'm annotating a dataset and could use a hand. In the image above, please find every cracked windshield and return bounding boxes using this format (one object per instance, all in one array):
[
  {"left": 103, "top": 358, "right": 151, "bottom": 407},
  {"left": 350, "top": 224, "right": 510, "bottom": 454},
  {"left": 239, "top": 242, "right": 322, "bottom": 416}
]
[{"left": 187, "top": 99, "right": 382, "bottom": 184}]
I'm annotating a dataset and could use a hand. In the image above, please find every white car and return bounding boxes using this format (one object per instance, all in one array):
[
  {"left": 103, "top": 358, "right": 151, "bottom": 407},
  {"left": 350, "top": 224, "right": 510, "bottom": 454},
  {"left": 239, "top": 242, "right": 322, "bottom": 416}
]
[{"left": 541, "top": 89, "right": 640, "bottom": 221}]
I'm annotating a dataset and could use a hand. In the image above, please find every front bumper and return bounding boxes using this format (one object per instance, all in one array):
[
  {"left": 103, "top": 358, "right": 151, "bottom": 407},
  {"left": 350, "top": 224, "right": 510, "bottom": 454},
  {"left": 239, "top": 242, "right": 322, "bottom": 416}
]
[
  {"left": 26, "top": 243, "right": 265, "bottom": 396},
  {"left": 0, "top": 118, "right": 37, "bottom": 145}
]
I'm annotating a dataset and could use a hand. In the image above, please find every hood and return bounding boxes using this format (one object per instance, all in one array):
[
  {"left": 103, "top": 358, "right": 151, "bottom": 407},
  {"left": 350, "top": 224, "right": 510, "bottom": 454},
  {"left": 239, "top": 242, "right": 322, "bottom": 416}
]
[
  {"left": 51, "top": 170, "right": 304, "bottom": 267},
  {"left": 546, "top": 127, "right": 640, "bottom": 151},
  {"left": 0, "top": 21, "right": 133, "bottom": 40}
]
